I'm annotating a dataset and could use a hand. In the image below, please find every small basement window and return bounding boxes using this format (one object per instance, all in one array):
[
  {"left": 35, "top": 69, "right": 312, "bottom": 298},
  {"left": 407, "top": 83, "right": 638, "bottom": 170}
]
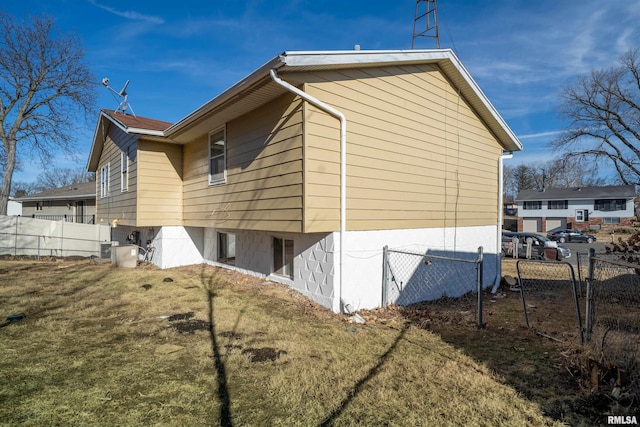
[
  {"left": 273, "top": 237, "right": 293, "bottom": 279},
  {"left": 217, "top": 232, "right": 236, "bottom": 265}
]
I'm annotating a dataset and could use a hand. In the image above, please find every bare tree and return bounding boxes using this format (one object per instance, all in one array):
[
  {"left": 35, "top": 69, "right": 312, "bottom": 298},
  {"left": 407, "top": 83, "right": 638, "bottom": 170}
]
[
  {"left": 35, "top": 167, "right": 95, "bottom": 190},
  {"left": 10, "top": 181, "right": 40, "bottom": 197},
  {"left": 505, "top": 157, "right": 610, "bottom": 200},
  {"left": 552, "top": 48, "right": 640, "bottom": 185},
  {"left": 0, "top": 12, "right": 96, "bottom": 215}
]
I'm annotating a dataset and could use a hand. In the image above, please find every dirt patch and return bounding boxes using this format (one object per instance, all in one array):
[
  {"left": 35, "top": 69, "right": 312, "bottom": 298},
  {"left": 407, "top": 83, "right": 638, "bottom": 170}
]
[
  {"left": 242, "top": 347, "right": 287, "bottom": 363},
  {"left": 167, "top": 312, "right": 194, "bottom": 321},
  {"left": 170, "top": 320, "right": 212, "bottom": 334}
]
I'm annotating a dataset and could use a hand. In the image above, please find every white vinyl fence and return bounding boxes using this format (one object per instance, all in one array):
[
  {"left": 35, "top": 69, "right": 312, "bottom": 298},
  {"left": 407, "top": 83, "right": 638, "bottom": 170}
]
[{"left": 0, "top": 215, "right": 111, "bottom": 258}]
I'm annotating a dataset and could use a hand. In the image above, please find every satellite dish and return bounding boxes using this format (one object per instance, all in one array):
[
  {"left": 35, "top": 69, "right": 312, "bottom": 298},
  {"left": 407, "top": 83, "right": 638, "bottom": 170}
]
[{"left": 101, "top": 77, "right": 135, "bottom": 116}]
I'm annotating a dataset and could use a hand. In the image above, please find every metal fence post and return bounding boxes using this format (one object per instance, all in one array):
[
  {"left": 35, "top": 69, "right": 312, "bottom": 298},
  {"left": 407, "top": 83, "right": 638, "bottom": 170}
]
[
  {"left": 381, "top": 245, "right": 389, "bottom": 307},
  {"left": 476, "top": 246, "right": 484, "bottom": 328},
  {"left": 584, "top": 247, "right": 596, "bottom": 343},
  {"left": 14, "top": 216, "right": 18, "bottom": 257},
  {"left": 60, "top": 219, "right": 64, "bottom": 257}
]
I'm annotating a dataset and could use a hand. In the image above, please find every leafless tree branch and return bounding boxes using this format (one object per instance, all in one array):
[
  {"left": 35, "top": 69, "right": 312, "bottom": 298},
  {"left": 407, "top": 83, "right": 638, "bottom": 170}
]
[{"left": 0, "top": 12, "right": 96, "bottom": 214}]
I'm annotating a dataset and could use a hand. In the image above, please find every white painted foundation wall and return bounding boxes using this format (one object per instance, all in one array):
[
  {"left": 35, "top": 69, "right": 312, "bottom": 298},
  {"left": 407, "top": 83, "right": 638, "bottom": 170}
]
[{"left": 149, "top": 224, "right": 500, "bottom": 313}]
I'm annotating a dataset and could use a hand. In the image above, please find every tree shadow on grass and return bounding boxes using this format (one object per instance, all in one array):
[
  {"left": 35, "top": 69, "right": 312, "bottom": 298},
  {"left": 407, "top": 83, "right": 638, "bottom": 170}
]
[
  {"left": 319, "top": 322, "right": 410, "bottom": 426},
  {"left": 201, "top": 268, "right": 233, "bottom": 427}
]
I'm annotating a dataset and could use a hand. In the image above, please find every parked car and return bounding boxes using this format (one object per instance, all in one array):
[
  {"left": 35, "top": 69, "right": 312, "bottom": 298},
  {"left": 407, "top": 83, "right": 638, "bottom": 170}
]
[
  {"left": 547, "top": 229, "right": 597, "bottom": 244},
  {"left": 502, "top": 231, "right": 571, "bottom": 260}
]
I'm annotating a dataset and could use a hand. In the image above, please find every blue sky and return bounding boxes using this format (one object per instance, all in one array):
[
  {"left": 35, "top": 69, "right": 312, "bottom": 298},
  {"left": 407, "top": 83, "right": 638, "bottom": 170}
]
[{"left": 4, "top": 0, "right": 640, "bottom": 183}]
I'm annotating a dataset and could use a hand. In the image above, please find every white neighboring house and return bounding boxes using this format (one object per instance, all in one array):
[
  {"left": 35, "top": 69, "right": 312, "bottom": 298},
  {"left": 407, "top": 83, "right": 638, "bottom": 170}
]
[
  {"left": 516, "top": 185, "right": 637, "bottom": 233},
  {"left": 7, "top": 198, "right": 22, "bottom": 216}
]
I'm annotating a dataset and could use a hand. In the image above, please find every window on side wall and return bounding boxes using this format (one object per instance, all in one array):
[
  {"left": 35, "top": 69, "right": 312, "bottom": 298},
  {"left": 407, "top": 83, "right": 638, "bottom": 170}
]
[
  {"left": 547, "top": 200, "right": 568, "bottom": 209},
  {"left": 273, "top": 237, "right": 294, "bottom": 279},
  {"left": 217, "top": 232, "right": 236, "bottom": 265},
  {"left": 603, "top": 217, "right": 620, "bottom": 224},
  {"left": 121, "top": 150, "right": 128, "bottom": 192},
  {"left": 100, "top": 163, "right": 110, "bottom": 198},
  {"left": 209, "top": 127, "right": 226, "bottom": 185},
  {"left": 594, "top": 199, "right": 626, "bottom": 211},
  {"left": 523, "top": 201, "right": 542, "bottom": 210}
]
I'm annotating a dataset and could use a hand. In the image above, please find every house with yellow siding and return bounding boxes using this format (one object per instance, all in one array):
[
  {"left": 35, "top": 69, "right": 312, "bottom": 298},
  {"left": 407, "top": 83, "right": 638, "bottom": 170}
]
[{"left": 87, "top": 49, "right": 522, "bottom": 312}]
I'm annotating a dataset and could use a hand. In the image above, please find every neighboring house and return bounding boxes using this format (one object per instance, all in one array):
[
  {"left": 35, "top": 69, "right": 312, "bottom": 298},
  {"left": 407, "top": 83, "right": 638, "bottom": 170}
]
[
  {"left": 87, "top": 49, "right": 522, "bottom": 312},
  {"left": 516, "top": 185, "right": 637, "bottom": 233},
  {"left": 502, "top": 200, "right": 518, "bottom": 231},
  {"left": 7, "top": 198, "right": 22, "bottom": 216},
  {"left": 15, "top": 181, "right": 97, "bottom": 224}
]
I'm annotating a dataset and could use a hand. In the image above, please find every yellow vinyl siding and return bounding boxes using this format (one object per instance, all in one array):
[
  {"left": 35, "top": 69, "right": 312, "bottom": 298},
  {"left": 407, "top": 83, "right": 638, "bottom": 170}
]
[
  {"left": 292, "top": 64, "right": 502, "bottom": 232},
  {"left": 95, "top": 125, "right": 138, "bottom": 226},
  {"left": 136, "top": 141, "right": 183, "bottom": 226},
  {"left": 182, "top": 93, "right": 304, "bottom": 232}
]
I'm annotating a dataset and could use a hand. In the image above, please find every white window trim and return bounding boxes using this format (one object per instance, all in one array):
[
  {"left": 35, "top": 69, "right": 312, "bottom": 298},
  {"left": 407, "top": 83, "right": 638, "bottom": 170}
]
[
  {"left": 120, "top": 151, "right": 128, "bottom": 192},
  {"left": 575, "top": 209, "right": 588, "bottom": 222},
  {"left": 208, "top": 126, "right": 226, "bottom": 185},
  {"left": 100, "top": 163, "right": 110, "bottom": 198}
]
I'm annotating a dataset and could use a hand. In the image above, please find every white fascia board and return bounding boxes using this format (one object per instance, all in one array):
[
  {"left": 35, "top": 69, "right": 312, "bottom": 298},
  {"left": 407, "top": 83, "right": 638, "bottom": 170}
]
[
  {"left": 86, "top": 113, "right": 106, "bottom": 172},
  {"left": 279, "top": 49, "right": 454, "bottom": 66},
  {"left": 105, "top": 112, "right": 165, "bottom": 137},
  {"left": 165, "top": 56, "right": 284, "bottom": 137}
]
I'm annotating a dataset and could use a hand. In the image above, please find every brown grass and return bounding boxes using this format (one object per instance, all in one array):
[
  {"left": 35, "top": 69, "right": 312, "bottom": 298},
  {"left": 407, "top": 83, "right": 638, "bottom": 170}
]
[{"left": 0, "top": 259, "right": 564, "bottom": 426}]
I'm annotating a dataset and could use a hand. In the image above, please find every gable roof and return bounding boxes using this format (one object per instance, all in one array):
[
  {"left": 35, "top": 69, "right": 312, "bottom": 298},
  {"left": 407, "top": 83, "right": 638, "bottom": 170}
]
[
  {"left": 164, "top": 49, "right": 522, "bottom": 152},
  {"left": 87, "top": 49, "right": 522, "bottom": 171},
  {"left": 516, "top": 185, "right": 637, "bottom": 201},
  {"left": 14, "top": 181, "right": 96, "bottom": 202},
  {"left": 102, "top": 110, "right": 173, "bottom": 133},
  {"left": 87, "top": 110, "right": 174, "bottom": 171}
]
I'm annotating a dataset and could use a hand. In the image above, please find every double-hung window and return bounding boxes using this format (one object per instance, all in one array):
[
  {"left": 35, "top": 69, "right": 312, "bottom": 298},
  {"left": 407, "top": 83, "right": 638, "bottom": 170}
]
[
  {"left": 209, "top": 127, "right": 226, "bottom": 185},
  {"left": 523, "top": 201, "right": 542, "bottom": 210},
  {"left": 100, "top": 163, "right": 110, "bottom": 198},
  {"left": 594, "top": 199, "right": 626, "bottom": 211},
  {"left": 121, "top": 150, "right": 129, "bottom": 192},
  {"left": 547, "top": 200, "right": 568, "bottom": 210}
]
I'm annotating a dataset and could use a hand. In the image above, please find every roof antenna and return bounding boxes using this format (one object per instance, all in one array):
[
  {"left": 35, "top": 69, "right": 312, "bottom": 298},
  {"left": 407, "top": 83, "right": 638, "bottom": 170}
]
[
  {"left": 412, "top": 0, "right": 440, "bottom": 49},
  {"left": 101, "top": 77, "right": 136, "bottom": 116}
]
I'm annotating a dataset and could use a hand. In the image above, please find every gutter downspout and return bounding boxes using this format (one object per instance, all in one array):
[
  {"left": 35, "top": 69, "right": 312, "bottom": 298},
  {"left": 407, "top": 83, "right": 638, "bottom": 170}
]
[
  {"left": 492, "top": 152, "right": 513, "bottom": 293},
  {"left": 270, "top": 69, "right": 347, "bottom": 314}
]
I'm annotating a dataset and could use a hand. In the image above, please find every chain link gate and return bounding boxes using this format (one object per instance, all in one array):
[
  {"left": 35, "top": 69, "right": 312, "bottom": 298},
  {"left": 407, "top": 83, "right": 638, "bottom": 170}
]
[
  {"left": 382, "top": 246, "right": 484, "bottom": 327},
  {"left": 516, "top": 260, "right": 583, "bottom": 343}
]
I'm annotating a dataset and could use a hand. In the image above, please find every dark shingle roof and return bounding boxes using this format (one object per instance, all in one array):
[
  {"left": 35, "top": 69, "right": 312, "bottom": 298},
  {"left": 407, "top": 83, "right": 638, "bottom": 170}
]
[
  {"left": 101, "top": 109, "right": 172, "bottom": 132},
  {"left": 14, "top": 181, "right": 96, "bottom": 202},
  {"left": 516, "top": 185, "right": 636, "bottom": 201}
]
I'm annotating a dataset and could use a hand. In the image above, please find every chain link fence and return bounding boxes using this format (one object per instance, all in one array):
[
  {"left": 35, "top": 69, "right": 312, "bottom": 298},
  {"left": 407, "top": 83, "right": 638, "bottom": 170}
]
[
  {"left": 515, "top": 260, "right": 583, "bottom": 343},
  {"left": 382, "top": 246, "right": 484, "bottom": 327},
  {"left": 584, "top": 249, "right": 640, "bottom": 401}
]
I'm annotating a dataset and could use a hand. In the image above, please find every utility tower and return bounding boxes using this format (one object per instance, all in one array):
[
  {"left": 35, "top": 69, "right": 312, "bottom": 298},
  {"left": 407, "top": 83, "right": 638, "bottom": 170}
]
[{"left": 412, "top": 0, "right": 440, "bottom": 49}]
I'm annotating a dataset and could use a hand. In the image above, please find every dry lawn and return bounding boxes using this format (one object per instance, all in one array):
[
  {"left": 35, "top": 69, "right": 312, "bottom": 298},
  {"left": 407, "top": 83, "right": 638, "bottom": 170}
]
[{"left": 0, "top": 259, "right": 564, "bottom": 426}]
